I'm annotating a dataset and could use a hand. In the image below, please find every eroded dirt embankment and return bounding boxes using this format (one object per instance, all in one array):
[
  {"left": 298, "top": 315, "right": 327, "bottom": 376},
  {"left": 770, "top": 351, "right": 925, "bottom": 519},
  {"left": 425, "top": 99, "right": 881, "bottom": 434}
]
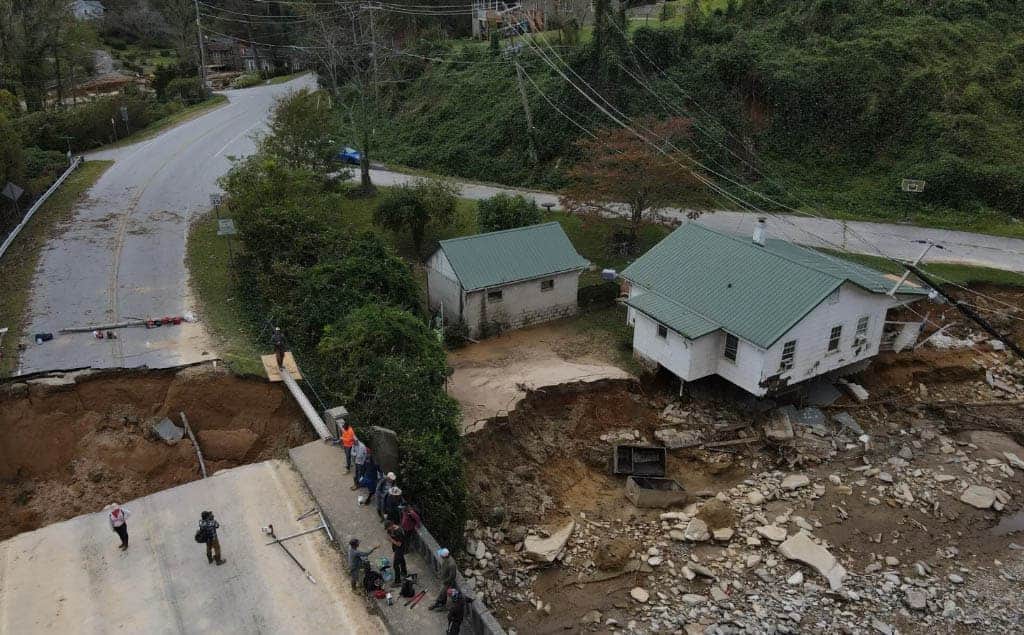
[{"left": 0, "top": 364, "right": 312, "bottom": 540}]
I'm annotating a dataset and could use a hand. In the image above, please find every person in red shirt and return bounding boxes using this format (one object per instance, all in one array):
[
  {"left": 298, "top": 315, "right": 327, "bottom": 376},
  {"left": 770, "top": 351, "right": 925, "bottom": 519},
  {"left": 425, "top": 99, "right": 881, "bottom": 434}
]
[{"left": 340, "top": 422, "right": 356, "bottom": 473}]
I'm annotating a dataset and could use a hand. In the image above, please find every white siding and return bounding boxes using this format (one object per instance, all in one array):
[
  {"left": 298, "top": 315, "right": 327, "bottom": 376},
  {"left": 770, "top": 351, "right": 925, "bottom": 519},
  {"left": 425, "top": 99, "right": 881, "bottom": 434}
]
[
  {"left": 632, "top": 312, "right": 693, "bottom": 377},
  {"left": 715, "top": 336, "right": 768, "bottom": 394},
  {"left": 426, "top": 250, "right": 464, "bottom": 328},
  {"left": 760, "top": 282, "right": 903, "bottom": 389},
  {"left": 627, "top": 280, "right": 910, "bottom": 396}
]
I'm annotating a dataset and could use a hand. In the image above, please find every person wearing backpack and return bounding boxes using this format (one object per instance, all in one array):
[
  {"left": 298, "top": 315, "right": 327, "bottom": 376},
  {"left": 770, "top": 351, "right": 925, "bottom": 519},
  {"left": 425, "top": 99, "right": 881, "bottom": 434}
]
[
  {"left": 197, "top": 511, "right": 225, "bottom": 565},
  {"left": 347, "top": 538, "right": 378, "bottom": 591}
]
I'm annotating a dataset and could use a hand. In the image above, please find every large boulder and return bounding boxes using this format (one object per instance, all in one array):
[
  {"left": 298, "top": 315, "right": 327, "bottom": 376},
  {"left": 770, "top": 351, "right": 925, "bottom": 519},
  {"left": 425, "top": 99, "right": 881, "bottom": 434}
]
[
  {"left": 523, "top": 521, "right": 575, "bottom": 563},
  {"left": 778, "top": 531, "right": 847, "bottom": 590},
  {"left": 960, "top": 485, "right": 996, "bottom": 509}
]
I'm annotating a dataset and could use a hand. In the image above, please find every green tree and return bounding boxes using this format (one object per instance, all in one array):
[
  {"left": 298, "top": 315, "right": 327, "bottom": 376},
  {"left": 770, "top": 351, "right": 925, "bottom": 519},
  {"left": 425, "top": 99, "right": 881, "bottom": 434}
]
[
  {"left": 318, "top": 304, "right": 446, "bottom": 403},
  {"left": 294, "top": 233, "right": 423, "bottom": 351},
  {"left": 374, "top": 178, "right": 457, "bottom": 255},
  {"left": 260, "top": 89, "right": 339, "bottom": 174},
  {"left": 0, "top": 113, "right": 25, "bottom": 227},
  {"left": 476, "top": 193, "right": 543, "bottom": 233}
]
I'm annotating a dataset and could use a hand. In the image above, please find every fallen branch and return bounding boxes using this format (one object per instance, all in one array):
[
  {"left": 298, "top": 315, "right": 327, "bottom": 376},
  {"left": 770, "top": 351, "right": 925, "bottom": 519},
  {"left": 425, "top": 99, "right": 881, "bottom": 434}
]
[{"left": 701, "top": 436, "right": 759, "bottom": 448}]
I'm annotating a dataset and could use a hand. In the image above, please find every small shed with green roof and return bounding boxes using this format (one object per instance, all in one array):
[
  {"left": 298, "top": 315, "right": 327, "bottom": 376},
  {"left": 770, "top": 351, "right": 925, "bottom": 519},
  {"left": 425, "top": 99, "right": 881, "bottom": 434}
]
[
  {"left": 621, "top": 221, "right": 931, "bottom": 396},
  {"left": 427, "top": 222, "right": 590, "bottom": 338}
]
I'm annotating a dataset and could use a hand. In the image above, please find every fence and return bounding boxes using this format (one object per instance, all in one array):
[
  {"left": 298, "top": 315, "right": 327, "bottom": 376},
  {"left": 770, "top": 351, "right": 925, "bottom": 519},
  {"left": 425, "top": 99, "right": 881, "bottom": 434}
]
[{"left": 0, "top": 156, "right": 83, "bottom": 261}]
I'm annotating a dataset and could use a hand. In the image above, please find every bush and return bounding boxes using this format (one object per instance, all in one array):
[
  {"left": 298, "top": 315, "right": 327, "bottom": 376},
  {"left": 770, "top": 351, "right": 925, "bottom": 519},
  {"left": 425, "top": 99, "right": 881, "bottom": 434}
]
[
  {"left": 374, "top": 178, "right": 458, "bottom": 255},
  {"left": 15, "top": 96, "right": 177, "bottom": 151},
  {"left": 165, "top": 77, "right": 206, "bottom": 103},
  {"left": 22, "top": 148, "right": 69, "bottom": 195},
  {"left": 577, "top": 280, "right": 619, "bottom": 309},
  {"left": 476, "top": 192, "right": 543, "bottom": 233},
  {"left": 231, "top": 73, "right": 263, "bottom": 89}
]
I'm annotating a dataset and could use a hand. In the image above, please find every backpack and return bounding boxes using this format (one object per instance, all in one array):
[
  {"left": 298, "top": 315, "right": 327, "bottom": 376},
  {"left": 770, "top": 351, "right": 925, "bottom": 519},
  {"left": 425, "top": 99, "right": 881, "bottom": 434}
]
[
  {"left": 400, "top": 506, "right": 422, "bottom": 533},
  {"left": 400, "top": 578, "right": 416, "bottom": 598},
  {"left": 194, "top": 528, "right": 205, "bottom": 543}
]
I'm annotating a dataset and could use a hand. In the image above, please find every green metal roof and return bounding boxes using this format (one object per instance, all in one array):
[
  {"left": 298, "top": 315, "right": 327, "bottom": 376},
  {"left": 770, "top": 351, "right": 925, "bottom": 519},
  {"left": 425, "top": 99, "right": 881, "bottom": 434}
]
[
  {"left": 438, "top": 222, "right": 590, "bottom": 291},
  {"left": 621, "top": 223, "right": 929, "bottom": 349},
  {"left": 625, "top": 292, "right": 718, "bottom": 340}
]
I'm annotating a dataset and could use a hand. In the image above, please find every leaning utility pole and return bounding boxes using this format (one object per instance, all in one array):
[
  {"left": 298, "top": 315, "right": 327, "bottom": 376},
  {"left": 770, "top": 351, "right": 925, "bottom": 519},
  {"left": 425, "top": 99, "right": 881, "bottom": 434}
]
[
  {"left": 193, "top": 0, "right": 209, "bottom": 90},
  {"left": 908, "top": 264, "right": 1024, "bottom": 361},
  {"left": 514, "top": 61, "right": 539, "bottom": 166}
]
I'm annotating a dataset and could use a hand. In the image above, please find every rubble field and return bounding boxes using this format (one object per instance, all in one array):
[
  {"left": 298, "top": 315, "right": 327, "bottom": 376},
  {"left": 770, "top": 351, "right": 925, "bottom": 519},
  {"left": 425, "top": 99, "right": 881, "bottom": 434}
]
[
  {"left": 461, "top": 318, "right": 1024, "bottom": 634},
  {"left": 0, "top": 364, "right": 312, "bottom": 541}
]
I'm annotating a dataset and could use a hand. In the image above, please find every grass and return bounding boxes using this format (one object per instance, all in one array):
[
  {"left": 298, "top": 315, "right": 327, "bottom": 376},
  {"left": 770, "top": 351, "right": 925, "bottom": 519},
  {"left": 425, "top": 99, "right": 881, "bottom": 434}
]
[
  {"left": 101, "top": 95, "right": 228, "bottom": 150},
  {"left": 824, "top": 250, "right": 1024, "bottom": 288},
  {"left": 266, "top": 71, "right": 310, "bottom": 85},
  {"left": 186, "top": 211, "right": 267, "bottom": 377},
  {"left": 0, "top": 160, "right": 112, "bottom": 376}
]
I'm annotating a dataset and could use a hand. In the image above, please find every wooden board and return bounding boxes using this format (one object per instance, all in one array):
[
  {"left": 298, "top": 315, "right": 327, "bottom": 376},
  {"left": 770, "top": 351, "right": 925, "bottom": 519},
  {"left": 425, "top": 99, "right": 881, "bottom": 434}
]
[{"left": 261, "top": 352, "right": 302, "bottom": 381}]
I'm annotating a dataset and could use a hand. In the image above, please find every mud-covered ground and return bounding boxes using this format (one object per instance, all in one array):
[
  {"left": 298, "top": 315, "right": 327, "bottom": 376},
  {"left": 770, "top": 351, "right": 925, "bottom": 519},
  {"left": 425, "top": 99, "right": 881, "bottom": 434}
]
[
  {"left": 0, "top": 364, "right": 312, "bottom": 540},
  {"left": 462, "top": 312, "right": 1024, "bottom": 633}
]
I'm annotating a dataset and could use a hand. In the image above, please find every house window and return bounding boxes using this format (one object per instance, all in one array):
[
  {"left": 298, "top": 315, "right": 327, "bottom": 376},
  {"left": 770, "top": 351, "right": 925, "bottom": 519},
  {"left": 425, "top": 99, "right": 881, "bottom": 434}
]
[
  {"left": 854, "top": 316, "right": 869, "bottom": 344},
  {"left": 827, "top": 325, "right": 842, "bottom": 353},
  {"left": 827, "top": 289, "right": 840, "bottom": 305},
  {"left": 656, "top": 324, "right": 668, "bottom": 339},
  {"left": 487, "top": 289, "right": 503, "bottom": 303},
  {"left": 724, "top": 334, "right": 739, "bottom": 362},
  {"left": 540, "top": 279, "right": 554, "bottom": 292},
  {"left": 779, "top": 340, "right": 797, "bottom": 371}
]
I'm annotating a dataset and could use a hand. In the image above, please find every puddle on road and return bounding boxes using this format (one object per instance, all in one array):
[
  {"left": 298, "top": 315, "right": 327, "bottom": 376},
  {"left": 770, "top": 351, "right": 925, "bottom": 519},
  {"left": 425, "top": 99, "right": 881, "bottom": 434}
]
[{"left": 992, "top": 511, "right": 1024, "bottom": 536}]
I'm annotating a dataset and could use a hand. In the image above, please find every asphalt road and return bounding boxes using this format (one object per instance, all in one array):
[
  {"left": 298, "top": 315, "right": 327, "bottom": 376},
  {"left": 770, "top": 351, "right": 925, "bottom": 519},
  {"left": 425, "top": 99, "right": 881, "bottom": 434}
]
[
  {"left": 363, "top": 168, "right": 1024, "bottom": 273},
  {"left": 21, "top": 76, "right": 316, "bottom": 374}
]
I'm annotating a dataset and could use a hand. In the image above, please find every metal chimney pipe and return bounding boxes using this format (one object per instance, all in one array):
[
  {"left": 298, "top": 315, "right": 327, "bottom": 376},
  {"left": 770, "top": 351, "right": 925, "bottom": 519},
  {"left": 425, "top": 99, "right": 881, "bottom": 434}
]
[{"left": 752, "top": 217, "right": 767, "bottom": 246}]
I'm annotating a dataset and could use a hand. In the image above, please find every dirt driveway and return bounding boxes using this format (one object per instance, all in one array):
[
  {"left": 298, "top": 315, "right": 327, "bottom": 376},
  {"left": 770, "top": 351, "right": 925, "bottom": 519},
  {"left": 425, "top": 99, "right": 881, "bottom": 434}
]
[{"left": 447, "top": 313, "right": 634, "bottom": 432}]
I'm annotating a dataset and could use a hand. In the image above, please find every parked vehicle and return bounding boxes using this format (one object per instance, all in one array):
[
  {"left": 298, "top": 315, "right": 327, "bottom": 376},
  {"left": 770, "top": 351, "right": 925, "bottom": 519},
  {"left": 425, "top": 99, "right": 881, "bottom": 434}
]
[{"left": 335, "top": 146, "right": 362, "bottom": 165}]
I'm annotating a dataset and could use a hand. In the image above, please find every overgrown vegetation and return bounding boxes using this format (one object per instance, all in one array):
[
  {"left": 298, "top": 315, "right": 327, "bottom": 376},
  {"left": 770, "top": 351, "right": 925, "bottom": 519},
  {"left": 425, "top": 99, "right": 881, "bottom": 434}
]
[
  {"left": 369, "top": 0, "right": 1024, "bottom": 235},
  {"left": 476, "top": 193, "right": 543, "bottom": 233},
  {"left": 217, "top": 94, "right": 467, "bottom": 546}
]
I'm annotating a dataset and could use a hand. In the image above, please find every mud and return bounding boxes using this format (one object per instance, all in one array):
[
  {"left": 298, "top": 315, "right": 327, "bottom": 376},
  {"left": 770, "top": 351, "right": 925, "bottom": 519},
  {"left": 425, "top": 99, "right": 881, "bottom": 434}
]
[{"left": 0, "top": 364, "right": 313, "bottom": 540}]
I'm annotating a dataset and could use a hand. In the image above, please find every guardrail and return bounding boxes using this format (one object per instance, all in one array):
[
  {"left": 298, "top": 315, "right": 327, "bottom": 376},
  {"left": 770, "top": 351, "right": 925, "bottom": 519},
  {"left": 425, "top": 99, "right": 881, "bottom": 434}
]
[{"left": 0, "top": 156, "right": 83, "bottom": 261}]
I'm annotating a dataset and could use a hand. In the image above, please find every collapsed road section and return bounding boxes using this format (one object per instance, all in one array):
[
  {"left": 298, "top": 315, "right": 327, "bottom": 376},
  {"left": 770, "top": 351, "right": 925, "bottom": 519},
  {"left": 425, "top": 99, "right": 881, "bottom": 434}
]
[{"left": 0, "top": 363, "right": 313, "bottom": 541}]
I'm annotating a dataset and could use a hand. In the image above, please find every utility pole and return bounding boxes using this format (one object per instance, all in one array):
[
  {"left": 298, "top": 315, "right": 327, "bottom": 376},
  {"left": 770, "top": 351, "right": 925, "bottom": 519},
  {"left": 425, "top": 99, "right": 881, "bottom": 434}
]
[
  {"left": 514, "top": 61, "right": 539, "bottom": 166},
  {"left": 907, "top": 264, "right": 1024, "bottom": 361},
  {"left": 193, "top": 0, "right": 209, "bottom": 90},
  {"left": 889, "top": 240, "right": 941, "bottom": 297}
]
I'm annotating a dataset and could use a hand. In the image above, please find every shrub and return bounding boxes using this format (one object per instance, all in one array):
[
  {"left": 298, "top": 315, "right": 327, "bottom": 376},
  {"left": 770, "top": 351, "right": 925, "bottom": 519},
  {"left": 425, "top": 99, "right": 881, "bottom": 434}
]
[
  {"left": 22, "top": 148, "right": 69, "bottom": 195},
  {"left": 374, "top": 178, "right": 458, "bottom": 255},
  {"left": 165, "top": 77, "right": 206, "bottom": 103},
  {"left": 15, "top": 96, "right": 176, "bottom": 152},
  {"left": 231, "top": 73, "right": 263, "bottom": 89},
  {"left": 476, "top": 192, "right": 543, "bottom": 233}
]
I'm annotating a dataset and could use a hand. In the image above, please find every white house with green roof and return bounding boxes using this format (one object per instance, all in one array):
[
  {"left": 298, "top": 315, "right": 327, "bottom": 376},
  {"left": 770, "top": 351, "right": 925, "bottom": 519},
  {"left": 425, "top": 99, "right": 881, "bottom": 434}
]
[
  {"left": 621, "top": 221, "right": 931, "bottom": 396},
  {"left": 427, "top": 222, "right": 591, "bottom": 338}
]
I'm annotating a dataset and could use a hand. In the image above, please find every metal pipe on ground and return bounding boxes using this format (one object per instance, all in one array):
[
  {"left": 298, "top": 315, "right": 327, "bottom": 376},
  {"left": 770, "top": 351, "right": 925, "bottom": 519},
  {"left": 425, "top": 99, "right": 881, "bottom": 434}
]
[
  {"left": 180, "top": 412, "right": 208, "bottom": 479},
  {"left": 279, "top": 367, "right": 331, "bottom": 439}
]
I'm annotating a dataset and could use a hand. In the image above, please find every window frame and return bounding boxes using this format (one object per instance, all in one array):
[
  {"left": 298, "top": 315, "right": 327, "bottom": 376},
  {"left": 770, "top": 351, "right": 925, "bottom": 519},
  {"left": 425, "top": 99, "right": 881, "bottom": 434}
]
[
  {"left": 827, "top": 325, "right": 842, "bottom": 354},
  {"left": 486, "top": 289, "right": 503, "bottom": 303},
  {"left": 779, "top": 339, "right": 797, "bottom": 371},
  {"left": 854, "top": 315, "right": 869, "bottom": 344},
  {"left": 723, "top": 333, "right": 739, "bottom": 362},
  {"left": 656, "top": 323, "right": 668, "bottom": 339},
  {"left": 540, "top": 279, "right": 555, "bottom": 292}
]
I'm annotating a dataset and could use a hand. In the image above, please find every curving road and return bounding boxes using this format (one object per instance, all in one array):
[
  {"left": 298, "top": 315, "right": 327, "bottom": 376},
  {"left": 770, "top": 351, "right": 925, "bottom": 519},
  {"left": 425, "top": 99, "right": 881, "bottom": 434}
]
[
  {"left": 20, "top": 76, "right": 316, "bottom": 374},
  {"left": 362, "top": 168, "right": 1024, "bottom": 273}
]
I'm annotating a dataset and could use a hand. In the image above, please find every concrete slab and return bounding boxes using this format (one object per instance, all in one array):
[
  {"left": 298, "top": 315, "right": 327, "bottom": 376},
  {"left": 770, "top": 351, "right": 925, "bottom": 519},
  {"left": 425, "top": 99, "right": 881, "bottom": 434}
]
[
  {"left": 289, "top": 441, "right": 451, "bottom": 633},
  {"left": 0, "top": 460, "right": 384, "bottom": 635}
]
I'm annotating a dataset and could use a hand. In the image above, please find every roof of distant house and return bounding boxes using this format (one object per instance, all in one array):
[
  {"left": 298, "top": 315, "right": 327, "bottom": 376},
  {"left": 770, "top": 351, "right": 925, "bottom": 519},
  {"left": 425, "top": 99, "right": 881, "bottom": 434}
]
[
  {"left": 622, "top": 222, "right": 929, "bottom": 349},
  {"left": 436, "top": 222, "right": 590, "bottom": 291}
]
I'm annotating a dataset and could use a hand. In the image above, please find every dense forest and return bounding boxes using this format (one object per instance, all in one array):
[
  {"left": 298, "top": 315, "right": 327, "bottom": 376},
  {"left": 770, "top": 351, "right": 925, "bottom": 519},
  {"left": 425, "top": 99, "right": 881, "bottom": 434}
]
[{"left": 371, "top": 0, "right": 1024, "bottom": 224}]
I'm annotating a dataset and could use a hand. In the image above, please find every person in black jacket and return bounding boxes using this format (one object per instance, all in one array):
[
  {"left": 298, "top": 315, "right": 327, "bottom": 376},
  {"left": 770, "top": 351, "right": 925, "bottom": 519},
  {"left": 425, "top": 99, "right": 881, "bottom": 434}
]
[
  {"left": 446, "top": 588, "right": 468, "bottom": 635},
  {"left": 199, "top": 511, "right": 225, "bottom": 565}
]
